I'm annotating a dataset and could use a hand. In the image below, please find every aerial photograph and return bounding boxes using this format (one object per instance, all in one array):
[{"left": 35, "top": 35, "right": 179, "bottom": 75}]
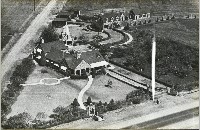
[{"left": 1, "top": 0, "right": 199, "bottom": 129}]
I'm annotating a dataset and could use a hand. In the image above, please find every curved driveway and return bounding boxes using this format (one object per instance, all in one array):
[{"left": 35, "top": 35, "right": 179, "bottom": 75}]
[{"left": 78, "top": 75, "right": 93, "bottom": 110}]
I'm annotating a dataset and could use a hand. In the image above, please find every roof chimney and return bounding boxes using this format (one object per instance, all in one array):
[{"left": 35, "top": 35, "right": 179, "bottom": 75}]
[{"left": 76, "top": 51, "right": 81, "bottom": 59}]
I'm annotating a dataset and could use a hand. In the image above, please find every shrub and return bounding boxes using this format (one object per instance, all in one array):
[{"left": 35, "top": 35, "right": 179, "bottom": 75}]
[
  {"left": 41, "top": 69, "right": 48, "bottom": 74},
  {"left": 4, "top": 112, "right": 32, "bottom": 129},
  {"left": 70, "top": 75, "right": 88, "bottom": 79},
  {"left": 126, "top": 90, "right": 147, "bottom": 104}
]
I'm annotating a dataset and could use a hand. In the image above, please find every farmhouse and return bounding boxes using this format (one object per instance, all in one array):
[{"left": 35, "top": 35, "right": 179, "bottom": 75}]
[
  {"left": 32, "top": 22, "right": 109, "bottom": 76},
  {"left": 52, "top": 10, "right": 81, "bottom": 27}
]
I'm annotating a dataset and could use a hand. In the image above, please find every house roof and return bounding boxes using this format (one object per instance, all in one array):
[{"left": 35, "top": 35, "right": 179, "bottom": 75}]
[
  {"left": 46, "top": 47, "right": 64, "bottom": 62},
  {"left": 53, "top": 18, "right": 71, "bottom": 22},
  {"left": 64, "top": 50, "right": 105, "bottom": 69},
  {"left": 63, "top": 53, "right": 82, "bottom": 69},
  {"left": 40, "top": 40, "right": 68, "bottom": 53},
  {"left": 130, "top": 9, "right": 150, "bottom": 15},
  {"left": 40, "top": 40, "right": 105, "bottom": 69},
  {"left": 80, "top": 50, "right": 105, "bottom": 65}
]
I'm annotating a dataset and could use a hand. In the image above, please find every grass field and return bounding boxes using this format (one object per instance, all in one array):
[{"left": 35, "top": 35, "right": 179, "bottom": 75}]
[
  {"left": 133, "top": 19, "right": 199, "bottom": 48},
  {"left": 7, "top": 65, "right": 137, "bottom": 120},
  {"left": 1, "top": 0, "right": 41, "bottom": 49}
]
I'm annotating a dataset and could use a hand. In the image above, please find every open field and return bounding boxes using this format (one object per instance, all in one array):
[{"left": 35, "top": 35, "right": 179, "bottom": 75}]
[
  {"left": 7, "top": 64, "right": 137, "bottom": 119},
  {"left": 133, "top": 19, "right": 199, "bottom": 48},
  {"left": 1, "top": 0, "right": 42, "bottom": 49},
  {"left": 65, "top": 0, "right": 198, "bottom": 17}
]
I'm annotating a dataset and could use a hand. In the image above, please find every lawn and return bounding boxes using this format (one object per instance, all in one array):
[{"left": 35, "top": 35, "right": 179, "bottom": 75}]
[
  {"left": 67, "top": 74, "right": 137, "bottom": 103},
  {"left": 7, "top": 65, "right": 137, "bottom": 120},
  {"left": 99, "top": 29, "right": 123, "bottom": 44},
  {"left": 55, "top": 24, "right": 108, "bottom": 42}
]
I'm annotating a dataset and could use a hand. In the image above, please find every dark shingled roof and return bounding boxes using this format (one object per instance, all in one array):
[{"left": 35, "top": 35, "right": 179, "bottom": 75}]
[
  {"left": 80, "top": 50, "right": 105, "bottom": 64},
  {"left": 41, "top": 41, "right": 105, "bottom": 69},
  {"left": 40, "top": 40, "right": 68, "bottom": 53},
  {"left": 46, "top": 47, "right": 64, "bottom": 62},
  {"left": 64, "top": 53, "right": 82, "bottom": 69}
]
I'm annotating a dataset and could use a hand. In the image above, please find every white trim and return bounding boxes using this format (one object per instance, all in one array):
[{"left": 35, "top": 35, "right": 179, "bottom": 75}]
[
  {"left": 61, "top": 66, "right": 67, "bottom": 70},
  {"left": 36, "top": 55, "right": 41, "bottom": 59},
  {"left": 33, "top": 48, "right": 36, "bottom": 53},
  {"left": 90, "top": 61, "right": 108, "bottom": 68},
  {"left": 54, "top": 63, "right": 59, "bottom": 67},
  {"left": 37, "top": 48, "right": 42, "bottom": 53}
]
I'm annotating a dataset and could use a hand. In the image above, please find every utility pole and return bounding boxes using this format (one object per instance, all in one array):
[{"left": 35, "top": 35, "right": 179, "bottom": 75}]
[{"left": 34, "top": 0, "right": 35, "bottom": 11}]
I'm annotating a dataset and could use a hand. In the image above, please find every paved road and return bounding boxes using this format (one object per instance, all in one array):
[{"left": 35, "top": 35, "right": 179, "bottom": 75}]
[
  {"left": 1, "top": 0, "right": 61, "bottom": 91},
  {"left": 124, "top": 107, "right": 199, "bottom": 129}
]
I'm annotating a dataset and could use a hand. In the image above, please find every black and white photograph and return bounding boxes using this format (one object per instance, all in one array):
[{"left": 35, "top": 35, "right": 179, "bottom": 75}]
[{"left": 1, "top": 0, "right": 199, "bottom": 129}]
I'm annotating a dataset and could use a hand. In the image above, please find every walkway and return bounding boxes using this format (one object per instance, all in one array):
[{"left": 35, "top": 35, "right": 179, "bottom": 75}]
[
  {"left": 21, "top": 76, "right": 70, "bottom": 86},
  {"left": 78, "top": 75, "right": 93, "bottom": 110},
  {"left": 99, "top": 29, "right": 123, "bottom": 45},
  {"left": 119, "top": 32, "right": 133, "bottom": 45}
]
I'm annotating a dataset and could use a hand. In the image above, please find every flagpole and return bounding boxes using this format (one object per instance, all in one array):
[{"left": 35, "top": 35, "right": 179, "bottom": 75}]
[{"left": 152, "top": 30, "right": 156, "bottom": 101}]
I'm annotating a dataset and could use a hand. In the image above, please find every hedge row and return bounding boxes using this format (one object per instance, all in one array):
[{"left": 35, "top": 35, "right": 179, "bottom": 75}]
[
  {"left": 2, "top": 56, "right": 36, "bottom": 128},
  {"left": 109, "top": 60, "right": 172, "bottom": 88}
]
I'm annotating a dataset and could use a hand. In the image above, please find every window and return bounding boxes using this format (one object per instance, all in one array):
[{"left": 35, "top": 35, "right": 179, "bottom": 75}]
[
  {"left": 76, "top": 70, "right": 80, "bottom": 75},
  {"left": 86, "top": 68, "right": 89, "bottom": 73}
]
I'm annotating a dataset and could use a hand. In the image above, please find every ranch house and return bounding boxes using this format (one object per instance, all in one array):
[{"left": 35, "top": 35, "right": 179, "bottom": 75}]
[{"left": 32, "top": 22, "right": 109, "bottom": 76}]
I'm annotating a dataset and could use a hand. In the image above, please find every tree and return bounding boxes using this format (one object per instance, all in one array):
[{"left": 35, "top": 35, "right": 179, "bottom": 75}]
[
  {"left": 41, "top": 24, "right": 59, "bottom": 43},
  {"left": 71, "top": 98, "right": 79, "bottom": 107},
  {"left": 86, "top": 97, "right": 92, "bottom": 105},
  {"left": 91, "top": 15, "right": 104, "bottom": 35},
  {"left": 107, "top": 99, "right": 116, "bottom": 111},
  {"left": 4, "top": 112, "right": 32, "bottom": 129},
  {"left": 98, "top": 101, "right": 103, "bottom": 106}
]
